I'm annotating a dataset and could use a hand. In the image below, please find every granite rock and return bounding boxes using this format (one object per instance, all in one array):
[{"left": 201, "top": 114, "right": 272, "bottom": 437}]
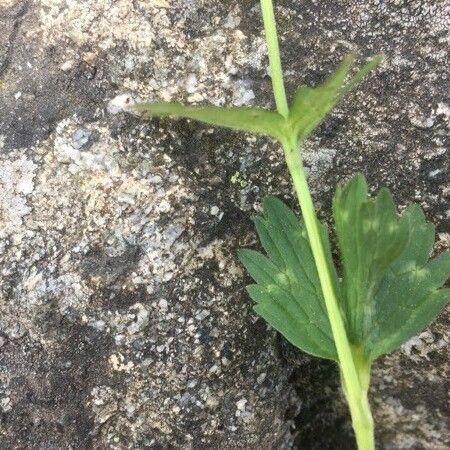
[{"left": 0, "top": 0, "right": 448, "bottom": 448}]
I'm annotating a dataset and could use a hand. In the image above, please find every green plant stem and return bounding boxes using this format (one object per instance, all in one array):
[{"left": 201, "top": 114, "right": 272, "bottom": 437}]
[
  {"left": 284, "top": 140, "right": 374, "bottom": 450},
  {"left": 260, "top": 0, "right": 289, "bottom": 118},
  {"left": 260, "top": 1, "right": 375, "bottom": 447},
  {"left": 343, "top": 348, "right": 374, "bottom": 449}
]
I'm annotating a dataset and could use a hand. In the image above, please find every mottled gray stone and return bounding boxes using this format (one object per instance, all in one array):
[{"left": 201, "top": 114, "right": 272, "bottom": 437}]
[
  {"left": 0, "top": 0, "right": 448, "bottom": 449},
  {"left": 72, "top": 129, "right": 92, "bottom": 150}
]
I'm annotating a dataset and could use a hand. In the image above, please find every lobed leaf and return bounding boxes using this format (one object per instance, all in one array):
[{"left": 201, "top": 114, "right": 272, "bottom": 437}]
[
  {"left": 366, "top": 206, "right": 450, "bottom": 359},
  {"left": 332, "top": 174, "right": 409, "bottom": 343},
  {"left": 333, "top": 174, "right": 450, "bottom": 360},
  {"left": 239, "top": 196, "right": 338, "bottom": 361}
]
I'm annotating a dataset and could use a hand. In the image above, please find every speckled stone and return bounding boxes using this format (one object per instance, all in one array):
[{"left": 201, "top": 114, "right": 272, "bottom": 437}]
[{"left": 0, "top": 0, "right": 448, "bottom": 449}]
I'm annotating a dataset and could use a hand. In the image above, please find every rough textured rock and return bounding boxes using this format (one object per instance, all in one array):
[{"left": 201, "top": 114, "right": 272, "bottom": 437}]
[{"left": 0, "top": 0, "right": 448, "bottom": 449}]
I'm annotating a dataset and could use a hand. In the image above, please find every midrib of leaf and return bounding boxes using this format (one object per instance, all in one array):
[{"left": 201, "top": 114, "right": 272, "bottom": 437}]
[{"left": 269, "top": 220, "right": 320, "bottom": 294}]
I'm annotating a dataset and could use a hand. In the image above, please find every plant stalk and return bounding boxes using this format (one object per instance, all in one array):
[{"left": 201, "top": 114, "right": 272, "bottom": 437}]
[
  {"left": 260, "top": 0, "right": 289, "bottom": 118},
  {"left": 284, "top": 141, "right": 375, "bottom": 450},
  {"left": 259, "top": 0, "right": 375, "bottom": 447},
  {"left": 283, "top": 141, "right": 374, "bottom": 450}
]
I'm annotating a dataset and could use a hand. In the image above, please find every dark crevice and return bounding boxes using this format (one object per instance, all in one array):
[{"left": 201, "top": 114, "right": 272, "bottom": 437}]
[
  {"left": 277, "top": 337, "right": 355, "bottom": 449},
  {"left": 0, "top": 1, "right": 30, "bottom": 78}
]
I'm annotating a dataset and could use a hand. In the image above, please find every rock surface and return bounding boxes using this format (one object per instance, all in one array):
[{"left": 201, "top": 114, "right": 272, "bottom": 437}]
[{"left": 0, "top": 0, "right": 448, "bottom": 449}]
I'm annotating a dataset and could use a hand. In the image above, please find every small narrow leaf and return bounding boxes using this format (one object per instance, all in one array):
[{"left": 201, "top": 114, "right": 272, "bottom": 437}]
[
  {"left": 240, "top": 196, "right": 338, "bottom": 361},
  {"left": 288, "top": 54, "right": 382, "bottom": 143},
  {"left": 341, "top": 55, "right": 382, "bottom": 96},
  {"left": 133, "top": 102, "right": 288, "bottom": 141}
]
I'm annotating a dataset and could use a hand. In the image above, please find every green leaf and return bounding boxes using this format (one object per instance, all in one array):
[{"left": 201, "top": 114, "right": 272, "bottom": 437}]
[
  {"left": 333, "top": 174, "right": 409, "bottom": 343},
  {"left": 333, "top": 174, "right": 450, "bottom": 360},
  {"left": 288, "top": 54, "right": 382, "bottom": 143},
  {"left": 133, "top": 102, "right": 288, "bottom": 141},
  {"left": 366, "top": 206, "right": 450, "bottom": 359},
  {"left": 239, "top": 196, "right": 338, "bottom": 361},
  {"left": 133, "top": 55, "right": 381, "bottom": 147}
]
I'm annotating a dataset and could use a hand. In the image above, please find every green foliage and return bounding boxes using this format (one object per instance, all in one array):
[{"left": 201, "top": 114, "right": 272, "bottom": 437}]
[
  {"left": 366, "top": 207, "right": 450, "bottom": 359},
  {"left": 136, "top": 54, "right": 449, "bottom": 367},
  {"left": 288, "top": 55, "right": 382, "bottom": 143},
  {"left": 133, "top": 103, "right": 287, "bottom": 141},
  {"left": 334, "top": 175, "right": 450, "bottom": 359},
  {"left": 332, "top": 175, "right": 410, "bottom": 345},
  {"left": 241, "top": 175, "right": 450, "bottom": 363},
  {"left": 134, "top": 55, "right": 381, "bottom": 147},
  {"left": 239, "top": 196, "right": 338, "bottom": 361},
  {"left": 134, "top": 0, "right": 449, "bottom": 444}
]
